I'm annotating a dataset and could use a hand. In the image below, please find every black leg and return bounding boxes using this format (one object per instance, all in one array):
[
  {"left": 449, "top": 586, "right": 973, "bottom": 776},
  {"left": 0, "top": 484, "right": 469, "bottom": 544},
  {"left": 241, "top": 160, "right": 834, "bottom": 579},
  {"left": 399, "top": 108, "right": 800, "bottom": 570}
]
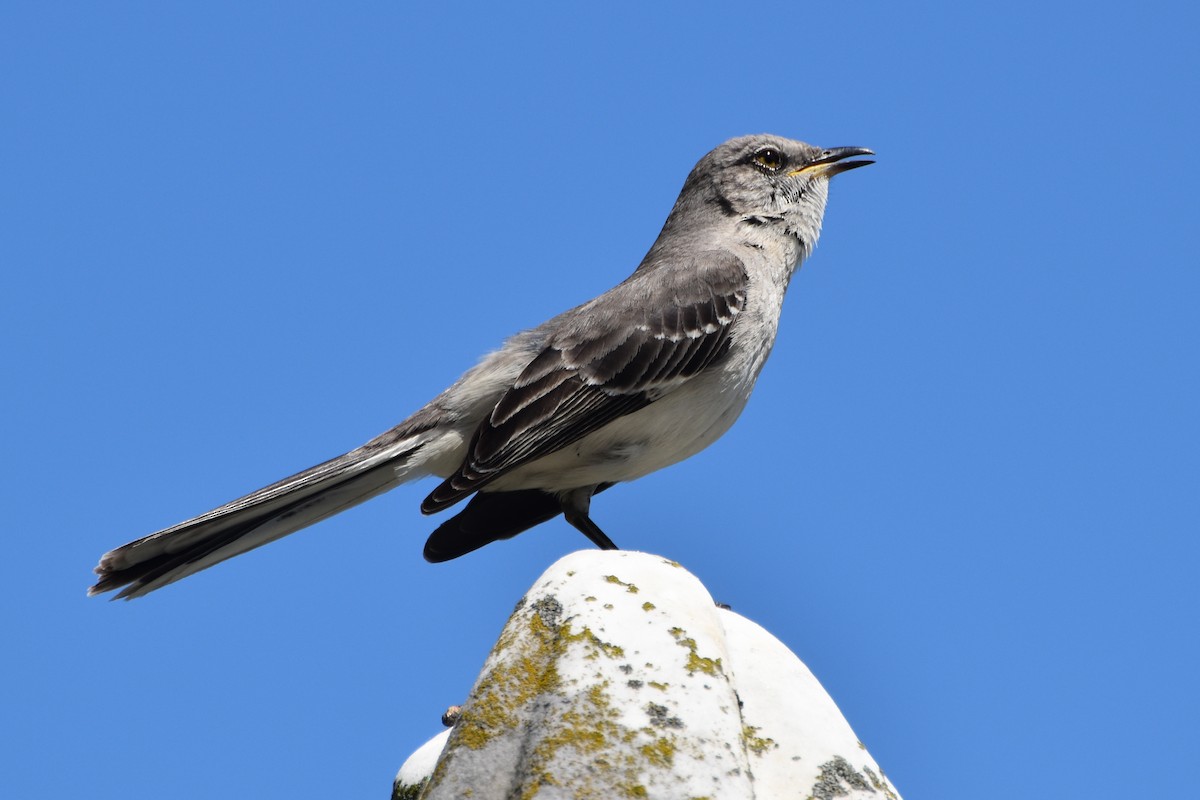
[
  {"left": 560, "top": 487, "right": 620, "bottom": 551},
  {"left": 563, "top": 508, "right": 619, "bottom": 550}
]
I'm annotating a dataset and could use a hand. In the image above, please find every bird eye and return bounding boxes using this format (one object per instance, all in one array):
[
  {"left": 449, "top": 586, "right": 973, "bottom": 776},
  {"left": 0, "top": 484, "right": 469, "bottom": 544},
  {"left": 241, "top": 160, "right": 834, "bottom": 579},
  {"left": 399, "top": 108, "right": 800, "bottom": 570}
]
[{"left": 752, "top": 147, "right": 786, "bottom": 172}]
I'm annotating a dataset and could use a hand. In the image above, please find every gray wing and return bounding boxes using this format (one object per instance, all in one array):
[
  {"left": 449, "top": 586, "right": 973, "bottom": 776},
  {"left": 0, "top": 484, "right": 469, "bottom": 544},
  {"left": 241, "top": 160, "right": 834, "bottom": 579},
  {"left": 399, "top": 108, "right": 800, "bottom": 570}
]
[{"left": 422, "top": 252, "right": 748, "bottom": 512}]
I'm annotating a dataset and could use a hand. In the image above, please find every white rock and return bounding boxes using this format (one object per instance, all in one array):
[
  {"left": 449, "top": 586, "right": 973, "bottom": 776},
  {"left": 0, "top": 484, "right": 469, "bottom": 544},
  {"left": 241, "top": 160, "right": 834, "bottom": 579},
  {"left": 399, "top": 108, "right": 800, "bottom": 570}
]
[
  {"left": 393, "top": 729, "right": 450, "bottom": 798},
  {"left": 720, "top": 611, "right": 900, "bottom": 798},
  {"left": 398, "top": 550, "right": 901, "bottom": 800}
]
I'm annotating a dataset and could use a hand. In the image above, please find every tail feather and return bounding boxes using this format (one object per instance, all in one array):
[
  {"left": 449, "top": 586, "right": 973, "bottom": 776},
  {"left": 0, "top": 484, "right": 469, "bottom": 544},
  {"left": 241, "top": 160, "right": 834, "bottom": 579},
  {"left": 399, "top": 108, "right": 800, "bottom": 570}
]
[
  {"left": 91, "top": 437, "right": 429, "bottom": 599},
  {"left": 422, "top": 482, "right": 616, "bottom": 563},
  {"left": 422, "top": 489, "right": 564, "bottom": 563}
]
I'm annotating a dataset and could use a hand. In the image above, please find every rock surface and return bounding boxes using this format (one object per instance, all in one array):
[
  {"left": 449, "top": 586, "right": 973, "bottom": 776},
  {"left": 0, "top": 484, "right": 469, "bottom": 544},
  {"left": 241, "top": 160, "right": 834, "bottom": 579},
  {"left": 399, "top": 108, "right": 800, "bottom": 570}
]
[{"left": 394, "top": 550, "right": 901, "bottom": 800}]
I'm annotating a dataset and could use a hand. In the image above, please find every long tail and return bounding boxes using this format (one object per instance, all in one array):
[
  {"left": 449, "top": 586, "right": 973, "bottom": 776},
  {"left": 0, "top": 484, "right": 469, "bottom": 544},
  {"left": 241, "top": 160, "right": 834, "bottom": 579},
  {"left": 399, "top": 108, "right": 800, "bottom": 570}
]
[{"left": 90, "top": 433, "right": 433, "bottom": 600}]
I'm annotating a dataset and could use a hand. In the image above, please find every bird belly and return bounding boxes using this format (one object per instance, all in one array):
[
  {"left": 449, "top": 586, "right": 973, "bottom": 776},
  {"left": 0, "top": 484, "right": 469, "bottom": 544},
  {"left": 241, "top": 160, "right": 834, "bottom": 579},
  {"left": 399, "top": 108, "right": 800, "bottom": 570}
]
[{"left": 490, "top": 357, "right": 762, "bottom": 492}]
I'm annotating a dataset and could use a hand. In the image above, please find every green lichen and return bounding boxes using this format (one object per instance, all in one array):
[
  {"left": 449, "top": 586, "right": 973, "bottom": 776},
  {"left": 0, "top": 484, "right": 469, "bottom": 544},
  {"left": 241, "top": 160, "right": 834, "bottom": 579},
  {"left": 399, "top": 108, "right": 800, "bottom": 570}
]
[
  {"left": 390, "top": 777, "right": 425, "bottom": 800},
  {"left": 647, "top": 681, "right": 669, "bottom": 691},
  {"left": 641, "top": 602, "right": 656, "bottom": 612}
]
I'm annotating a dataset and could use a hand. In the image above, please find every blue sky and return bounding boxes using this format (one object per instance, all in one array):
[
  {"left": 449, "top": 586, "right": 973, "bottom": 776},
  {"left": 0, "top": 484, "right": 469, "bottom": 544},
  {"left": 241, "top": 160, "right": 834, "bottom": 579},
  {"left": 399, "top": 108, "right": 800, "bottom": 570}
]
[{"left": 3, "top": 2, "right": 1197, "bottom": 798}]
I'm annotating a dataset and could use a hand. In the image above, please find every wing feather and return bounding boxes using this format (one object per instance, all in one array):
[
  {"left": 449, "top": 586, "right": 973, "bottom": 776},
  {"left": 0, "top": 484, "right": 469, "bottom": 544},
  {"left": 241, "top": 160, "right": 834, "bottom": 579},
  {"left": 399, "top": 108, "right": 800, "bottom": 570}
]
[{"left": 422, "top": 252, "right": 748, "bottom": 512}]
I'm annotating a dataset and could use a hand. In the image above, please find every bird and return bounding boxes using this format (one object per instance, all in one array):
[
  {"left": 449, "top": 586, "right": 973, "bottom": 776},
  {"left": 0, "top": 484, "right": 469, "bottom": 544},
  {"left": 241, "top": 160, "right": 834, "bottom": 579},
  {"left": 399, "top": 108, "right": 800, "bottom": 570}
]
[{"left": 90, "top": 134, "right": 874, "bottom": 599}]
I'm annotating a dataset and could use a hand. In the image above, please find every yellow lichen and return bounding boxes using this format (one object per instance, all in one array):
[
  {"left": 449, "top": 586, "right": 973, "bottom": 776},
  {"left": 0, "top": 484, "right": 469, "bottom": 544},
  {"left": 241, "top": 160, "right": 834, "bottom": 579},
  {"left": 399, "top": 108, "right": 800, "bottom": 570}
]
[
  {"left": 564, "top": 625, "right": 626, "bottom": 660},
  {"left": 522, "top": 679, "right": 620, "bottom": 798},
  {"left": 452, "top": 608, "right": 566, "bottom": 752},
  {"left": 641, "top": 602, "right": 656, "bottom": 612},
  {"left": 742, "top": 724, "right": 777, "bottom": 756},
  {"left": 864, "top": 764, "right": 900, "bottom": 800},
  {"left": 667, "top": 627, "right": 723, "bottom": 676},
  {"left": 603, "top": 575, "right": 640, "bottom": 593},
  {"left": 638, "top": 736, "right": 676, "bottom": 768},
  {"left": 433, "top": 593, "right": 708, "bottom": 798}
]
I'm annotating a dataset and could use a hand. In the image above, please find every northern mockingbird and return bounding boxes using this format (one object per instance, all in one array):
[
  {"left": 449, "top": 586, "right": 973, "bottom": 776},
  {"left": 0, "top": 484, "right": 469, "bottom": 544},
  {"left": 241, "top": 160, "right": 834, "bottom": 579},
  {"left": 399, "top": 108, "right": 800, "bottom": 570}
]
[{"left": 90, "top": 134, "right": 873, "bottom": 599}]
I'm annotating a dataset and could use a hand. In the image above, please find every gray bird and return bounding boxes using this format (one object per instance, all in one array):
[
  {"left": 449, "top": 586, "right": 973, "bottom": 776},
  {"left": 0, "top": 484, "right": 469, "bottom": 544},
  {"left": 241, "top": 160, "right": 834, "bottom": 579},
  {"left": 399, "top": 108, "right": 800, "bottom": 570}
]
[{"left": 90, "top": 134, "right": 873, "bottom": 599}]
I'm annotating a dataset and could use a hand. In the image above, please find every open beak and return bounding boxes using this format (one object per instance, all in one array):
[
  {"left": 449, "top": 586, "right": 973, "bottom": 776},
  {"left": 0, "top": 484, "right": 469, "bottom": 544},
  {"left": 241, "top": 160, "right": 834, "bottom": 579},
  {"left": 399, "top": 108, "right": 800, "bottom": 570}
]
[{"left": 789, "top": 146, "right": 875, "bottom": 178}]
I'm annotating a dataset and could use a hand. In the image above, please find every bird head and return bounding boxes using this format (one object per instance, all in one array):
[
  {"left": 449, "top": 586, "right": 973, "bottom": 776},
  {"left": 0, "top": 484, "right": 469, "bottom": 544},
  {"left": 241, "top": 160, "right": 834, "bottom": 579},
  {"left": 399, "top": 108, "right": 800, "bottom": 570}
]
[{"left": 661, "top": 135, "right": 873, "bottom": 257}]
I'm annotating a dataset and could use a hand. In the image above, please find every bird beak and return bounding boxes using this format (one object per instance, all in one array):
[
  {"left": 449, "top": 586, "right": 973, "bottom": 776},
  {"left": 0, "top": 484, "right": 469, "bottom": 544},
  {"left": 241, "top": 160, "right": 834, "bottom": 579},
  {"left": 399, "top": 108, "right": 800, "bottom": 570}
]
[{"left": 789, "top": 147, "right": 875, "bottom": 178}]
